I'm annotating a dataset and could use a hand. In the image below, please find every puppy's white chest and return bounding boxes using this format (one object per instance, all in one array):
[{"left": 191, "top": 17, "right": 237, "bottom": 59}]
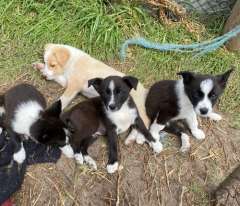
[{"left": 107, "top": 106, "right": 137, "bottom": 135}]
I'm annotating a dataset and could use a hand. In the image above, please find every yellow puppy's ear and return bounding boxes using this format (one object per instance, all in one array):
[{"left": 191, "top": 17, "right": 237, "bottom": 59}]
[{"left": 53, "top": 47, "right": 70, "bottom": 67}]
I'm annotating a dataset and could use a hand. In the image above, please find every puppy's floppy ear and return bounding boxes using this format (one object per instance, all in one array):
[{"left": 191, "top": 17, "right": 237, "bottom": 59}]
[
  {"left": 53, "top": 47, "right": 70, "bottom": 67},
  {"left": 44, "top": 100, "right": 62, "bottom": 117},
  {"left": 123, "top": 76, "right": 138, "bottom": 90},
  {"left": 88, "top": 78, "right": 103, "bottom": 93},
  {"left": 177, "top": 71, "right": 195, "bottom": 84},
  {"left": 217, "top": 67, "right": 234, "bottom": 89}
]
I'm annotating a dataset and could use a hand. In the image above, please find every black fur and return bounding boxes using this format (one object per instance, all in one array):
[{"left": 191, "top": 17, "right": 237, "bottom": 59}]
[
  {"left": 146, "top": 80, "right": 179, "bottom": 124},
  {"left": 61, "top": 98, "right": 105, "bottom": 157},
  {"left": 0, "top": 84, "right": 67, "bottom": 147}
]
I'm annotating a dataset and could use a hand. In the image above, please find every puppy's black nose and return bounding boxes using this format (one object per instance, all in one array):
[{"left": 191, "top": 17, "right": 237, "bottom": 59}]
[
  {"left": 109, "top": 104, "right": 116, "bottom": 110},
  {"left": 200, "top": 108, "right": 208, "bottom": 115}
]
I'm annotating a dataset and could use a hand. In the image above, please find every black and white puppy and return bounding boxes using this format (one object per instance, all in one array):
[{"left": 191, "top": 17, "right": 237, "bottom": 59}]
[
  {"left": 61, "top": 76, "right": 161, "bottom": 173},
  {"left": 145, "top": 69, "right": 233, "bottom": 152},
  {"left": 0, "top": 84, "right": 73, "bottom": 164}
]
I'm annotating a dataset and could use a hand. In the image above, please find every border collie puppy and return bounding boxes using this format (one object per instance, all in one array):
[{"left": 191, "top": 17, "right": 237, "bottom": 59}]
[
  {"left": 0, "top": 84, "right": 73, "bottom": 164},
  {"left": 62, "top": 76, "right": 161, "bottom": 174},
  {"left": 145, "top": 69, "right": 233, "bottom": 152}
]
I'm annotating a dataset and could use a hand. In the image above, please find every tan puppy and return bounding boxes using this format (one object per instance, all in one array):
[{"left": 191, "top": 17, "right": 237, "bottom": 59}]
[{"left": 33, "top": 44, "right": 150, "bottom": 144}]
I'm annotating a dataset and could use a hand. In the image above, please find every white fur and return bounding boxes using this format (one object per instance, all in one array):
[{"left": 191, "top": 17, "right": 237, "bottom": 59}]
[
  {"left": 55, "top": 75, "right": 67, "bottom": 87},
  {"left": 0, "top": 127, "right": 2, "bottom": 134},
  {"left": 106, "top": 99, "right": 137, "bottom": 135},
  {"left": 75, "top": 153, "right": 84, "bottom": 164},
  {"left": 0, "top": 106, "right": 5, "bottom": 116},
  {"left": 13, "top": 143, "right": 26, "bottom": 164},
  {"left": 108, "top": 80, "right": 115, "bottom": 108},
  {"left": 136, "top": 132, "right": 146, "bottom": 145},
  {"left": 82, "top": 83, "right": 99, "bottom": 98},
  {"left": 180, "top": 133, "right": 190, "bottom": 152},
  {"left": 60, "top": 144, "right": 74, "bottom": 158},
  {"left": 149, "top": 118, "right": 165, "bottom": 141},
  {"left": 195, "top": 79, "right": 214, "bottom": 116},
  {"left": 84, "top": 155, "right": 97, "bottom": 170},
  {"left": 191, "top": 128, "right": 205, "bottom": 140},
  {"left": 12, "top": 101, "right": 43, "bottom": 137},
  {"left": 207, "top": 112, "right": 222, "bottom": 121},
  {"left": 107, "top": 162, "right": 118, "bottom": 174},
  {"left": 125, "top": 129, "right": 137, "bottom": 145},
  {"left": 150, "top": 140, "right": 163, "bottom": 153},
  {"left": 175, "top": 80, "right": 205, "bottom": 140}
]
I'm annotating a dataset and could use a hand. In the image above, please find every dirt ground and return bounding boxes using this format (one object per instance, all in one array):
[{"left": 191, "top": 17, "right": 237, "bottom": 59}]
[{"left": 1, "top": 72, "right": 240, "bottom": 206}]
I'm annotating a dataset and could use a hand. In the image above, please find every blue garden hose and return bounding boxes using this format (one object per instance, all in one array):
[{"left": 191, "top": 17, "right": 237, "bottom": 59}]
[{"left": 120, "top": 25, "right": 240, "bottom": 61}]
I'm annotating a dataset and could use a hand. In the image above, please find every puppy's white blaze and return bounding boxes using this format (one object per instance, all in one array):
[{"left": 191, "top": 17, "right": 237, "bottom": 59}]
[
  {"left": 195, "top": 79, "right": 214, "bottom": 115},
  {"left": 84, "top": 155, "right": 97, "bottom": 170},
  {"left": 106, "top": 99, "right": 137, "bottom": 135},
  {"left": 107, "top": 162, "right": 118, "bottom": 174},
  {"left": 0, "top": 106, "right": 5, "bottom": 116},
  {"left": 200, "top": 79, "right": 213, "bottom": 94},
  {"left": 75, "top": 153, "right": 84, "bottom": 164},
  {"left": 108, "top": 80, "right": 115, "bottom": 106},
  {"left": 180, "top": 133, "right": 190, "bottom": 153},
  {"left": 12, "top": 101, "right": 43, "bottom": 137},
  {"left": 13, "top": 143, "right": 26, "bottom": 164},
  {"left": 60, "top": 144, "right": 74, "bottom": 158}
]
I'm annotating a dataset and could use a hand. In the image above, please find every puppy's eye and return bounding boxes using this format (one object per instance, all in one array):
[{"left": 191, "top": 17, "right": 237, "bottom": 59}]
[
  {"left": 209, "top": 93, "right": 217, "bottom": 99},
  {"left": 195, "top": 90, "right": 203, "bottom": 98},
  {"left": 115, "top": 88, "right": 120, "bottom": 95},
  {"left": 106, "top": 89, "right": 111, "bottom": 95},
  {"left": 50, "top": 63, "right": 56, "bottom": 68}
]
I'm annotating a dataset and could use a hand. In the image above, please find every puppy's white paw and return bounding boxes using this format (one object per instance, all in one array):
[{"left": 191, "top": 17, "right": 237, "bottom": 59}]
[
  {"left": 208, "top": 113, "right": 222, "bottom": 121},
  {"left": 75, "top": 153, "right": 84, "bottom": 164},
  {"left": 136, "top": 133, "right": 146, "bottom": 145},
  {"left": 84, "top": 155, "right": 97, "bottom": 170},
  {"left": 125, "top": 130, "right": 137, "bottom": 145},
  {"left": 60, "top": 144, "right": 74, "bottom": 158},
  {"left": 150, "top": 141, "right": 163, "bottom": 154},
  {"left": 107, "top": 162, "right": 118, "bottom": 174},
  {"left": 192, "top": 129, "right": 205, "bottom": 140},
  {"left": 32, "top": 62, "right": 44, "bottom": 70},
  {"left": 13, "top": 144, "right": 26, "bottom": 164},
  {"left": 180, "top": 133, "right": 190, "bottom": 153}
]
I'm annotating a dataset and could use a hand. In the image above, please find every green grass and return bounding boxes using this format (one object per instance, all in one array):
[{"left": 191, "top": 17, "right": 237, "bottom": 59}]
[{"left": 0, "top": 0, "right": 239, "bottom": 125}]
